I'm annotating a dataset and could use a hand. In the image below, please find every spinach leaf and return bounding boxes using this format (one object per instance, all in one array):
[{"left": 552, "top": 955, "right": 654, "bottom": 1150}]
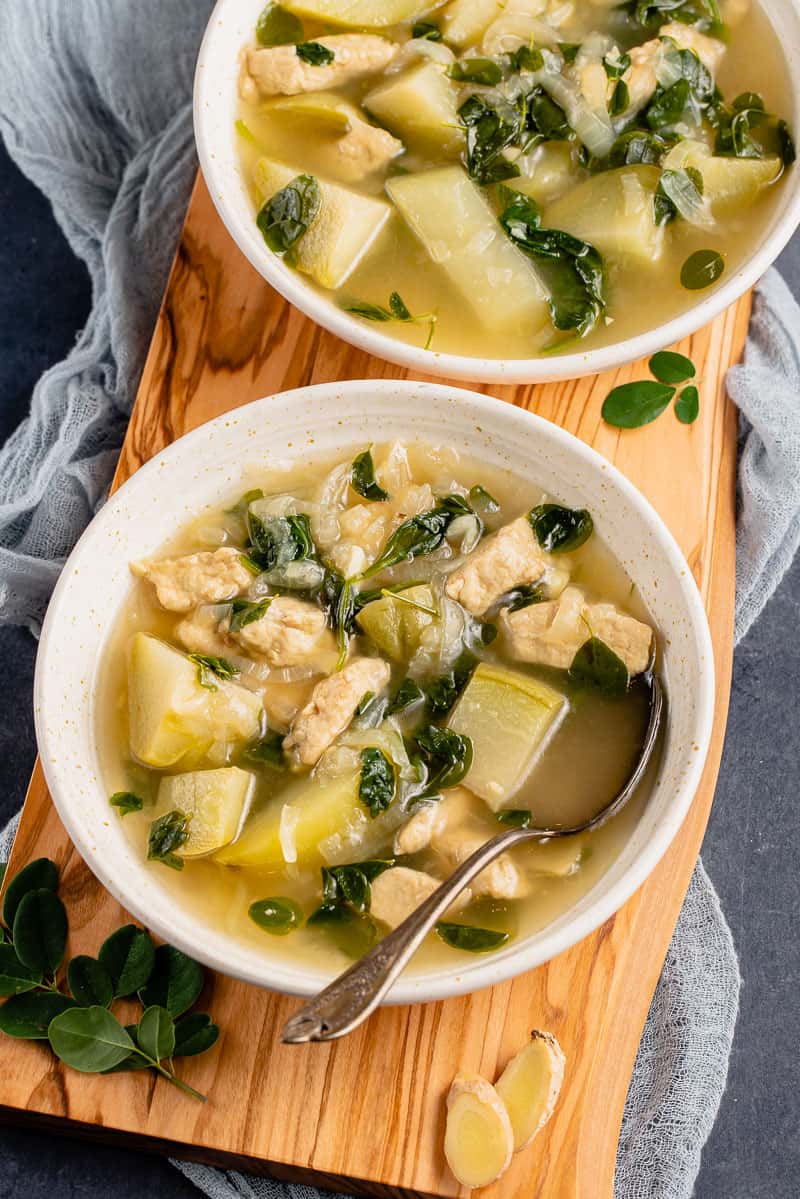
[
  {"left": 351, "top": 447, "right": 389, "bottom": 502},
  {"left": 413, "top": 725, "right": 473, "bottom": 800},
  {"left": 67, "top": 955, "right": 114, "bottom": 1008},
  {"left": 359, "top": 748, "right": 396, "bottom": 817},
  {"left": 459, "top": 94, "right": 525, "bottom": 184},
  {"left": 322, "top": 567, "right": 355, "bottom": 668},
  {"left": 675, "top": 384, "right": 700, "bottom": 424},
  {"left": 568, "top": 636, "right": 630, "bottom": 695},
  {"left": 2, "top": 857, "right": 58, "bottom": 929},
  {"left": 49, "top": 1005, "right": 135, "bottom": 1074},
  {"left": 499, "top": 192, "right": 606, "bottom": 336},
  {"left": 601, "top": 380, "right": 676, "bottom": 428},
  {"left": 243, "top": 731, "right": 286, "bottom": 768},
  {"left": 654, "top": 167, "right": 704, "bottom": 226},
  {"left": 448, "top": 58, "right": 503, "bottom": 86},
  {"left": 296, "top": 41, "right": 334, "bottom": 65},
  {"left": 386, "top": 678, "right": 425, "bottom": 715},
  {"left": 256, "top": 3, "right": 302, "bottom": 46},
  {"left": 528, "top": 504, "right": 594, "bottom": 553},
  {"left": 435, "top": 923, "right": 510, "bottom": 952},
  {"left": 424, "top": 653, "right": 476, "bottom": 717},
  {"left": 12, "top": 889, "right": 67, "bottom": 975},
  {"left": 146, "top": 810, "right": 190, "bottom": 871},
  {"left": 109, "top": 791, "right": 143, "bottom": 816},
  {"left": 0, "top": 991, "right": 75, "bottom": 1039},
  {"left": 247, "top": 510, "right": 316, "bottom": 570},
  {"left": 468, "top": 484, "right": 499, "bottom": 513},
  {"left": 248, "top": 897, "right": 303, "bottom": 935},
  {"left": 360, "top": 496, "right": 470, "bottom": 578},
  {"left": 493, "top": 582, "right": 548, "bottom": 614},
  {"left": 527, "top": 90, "right": 573, "bottom": 142},
  {"left": 173, "top": 1012, "right": 219, "bottom": 1057},
  {"left": 256, "top": 174, "right": 321, "bottom": 253},
  {"left": 138, "top": 944, "right": 204, "bottom": 1017},
  {"left": 496, "top": 809, "right": 534, "bottom": 828},
  {"left": 98, "top": 925, "right": 156, "bottom": 997},
  {"left": 713, "top": 91, "right": 768, "bottom": 158},
  {"left": 412, "top": 21, "right": 442, "bottom": 40},
  {"left": 187, "top": 654, "right": 240, "bottom": 691},
  {"left": 0, "top": 943, "right": 42, "bottom": 996},
  {"left": 137, "top": 1005, "right": 176, "bottom": 1063},
  {"left": 228, "top": 597, "right": 272, "bottom": 633},
  {"left": 649, "top": 350, "right": 695, "bottom": 384},
  {"left": 680, "top": 248, "right": 724, "bottom": 289}
]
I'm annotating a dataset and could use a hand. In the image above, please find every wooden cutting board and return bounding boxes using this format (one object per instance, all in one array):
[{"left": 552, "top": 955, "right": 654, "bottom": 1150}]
[{"left": 0, "top": 173, "right": 744, "bottom": 1198}]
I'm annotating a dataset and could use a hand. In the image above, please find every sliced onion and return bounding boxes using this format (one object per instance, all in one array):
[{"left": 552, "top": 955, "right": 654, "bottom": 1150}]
[
  {"left": 261, "top": 559, "right": 326, "bottom": 591},
  {"left": 539, "top": 69, "right": 615, "bottom": 158},
  {"left": 312, "top": 461, "right": 351, "bottom": 550},
  {"left": 659, "top": 167, "right": 715, "bottom": 228},
  {"left": 447, "top": 513, "right": 483, "bottom": 555},
  {"left": 279, "top": 804, "right": 299, "bottom": 864},
  {"left": 483, "top": 13, "right": 556, "bottom": 56},
  {"left": 387, "top": 37, "right": 455, "bottom": 73}
]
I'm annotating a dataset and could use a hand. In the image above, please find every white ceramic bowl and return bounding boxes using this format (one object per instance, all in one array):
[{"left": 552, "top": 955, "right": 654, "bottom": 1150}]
[
  {"left": 35, "top": 381, "right": 714, "bottom": 1003},
  {"left": 194, "top": 0, "right": 800, "bottom": 383}
]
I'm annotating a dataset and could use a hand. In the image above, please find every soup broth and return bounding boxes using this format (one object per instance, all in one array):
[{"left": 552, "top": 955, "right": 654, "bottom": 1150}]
[
  {"left": 100, "top": 441, "right": 662, "bottom": 974},
  {"left": 234, "top": 0, "right": 793, "bottom": 361}
]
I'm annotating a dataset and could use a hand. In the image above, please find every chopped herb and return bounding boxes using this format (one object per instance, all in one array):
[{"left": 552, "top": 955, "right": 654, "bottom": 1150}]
[
  {"left": 359, "top": 495, "right": 475, "bottom": 579},
  {"left": 448, "top": 58, "right": 503, "bottom": 86},
  {"left": 295, "top": 41, "right": 334, "bottom": 65},
  {"left": 649, "top": 351, "right": 696, "bottom": 384},
  {"left": 248, "top": 897, "right": 303, "bottom": 936},
  {"left": 675, "top": 384, "right": 700, "bottom": 424},
  {"left": 243, "top": 731, "right": 286, "bottom": 769},
  {"left": 351, "top": 446, "right": 390, "bottom": 502},
  {"left": 680, "top": 248, "right": 724, "bottom": 290},
  {"left": 604, "top": 129, "right": 673, "bottom": 169},
  {"left": 358, "top": 747, "right": 396, "bottom": 818},
  {"left": 256, "top": 174, "right": 321, "bottom": 253},
  {"left": 146, "top": 811, "right": 190, "bottom": 871},
  {"left": 341, "top": 292, "right": 435, "bottom": 348},
  {"left": 255, "top": 3, "right": 303, "bottom": 46},
  {"left": 310, "top": 860, "right": 394, "bottom": 922},
  {"left": 458, "top": 94, "right": 525, "bottom": 185},
  {"left": 436, "top": 923, "right": 510, "bottom": 952},
  {"left": 468, "top": 484, "right": 499, "bottom": 513},
  {"left": 646, "top": 78, "right": 691, "bottom": 130},
  {"left": 228, "top": 597, "right": 272, "bottom": 633},
  {"left": 386, "top": 678, "right": 425, "bottom": 715},
  {"left": 109, "top": 792, "right": 143, "bottom": 817},
  {"left": 412, "top": 21, "right": 442, "bottom": 40},
  {"left": 412, "top": 725, "right": 473, "bottom": 802},
  {"left": 496, "top": 809, "right": 534, "bottom": 828},
  {"left": 528, "top": 504, "right": 593, "bottom": 554},
  {"left": 569, "top": 636, "right": 630, "bottom": 695},
  {"left": 601, "top": 380, "right": 676, "bottom": 428},
  {"left": 187, "top": 654, "right": 240, "bottom": 691}
]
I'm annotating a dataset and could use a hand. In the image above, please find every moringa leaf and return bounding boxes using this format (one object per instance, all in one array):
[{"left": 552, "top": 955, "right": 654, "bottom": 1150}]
[
  {"left": 228, "top": 597, "right": 272, "bottom": 633},
  {"left": 173, "top": 1012, "right": 220, "bottom": 1057},
  {"left": 351, "top": 447, "right": 389, "bottom": 503},
  {"left": 0, "top": 991, "right": 75, "bottom": 1039},
  {"left": 98, "top": 925, "right": 156, "bottom": 997},
  {"left": 424, "top": 653, "right": 476, "bottom": 717},
  {"left": 448, "top": 58, "right": 502, "bottom": 86},
  {"left": 109, "top": 791, "right": 143, "bottom": 816},
  {"left": 358, "top": 747, "right": 396, "bottom": 818},
  {"left": 256, "top": 174, "right": 321, "bottom": 253},
  {"left": 569, "top": 636, "right": 630, "bottom": 695},
  {"left": 247, "top": 509, "right": 317, "bottom": 571},
  {"left": 13, "top": 889, "right": 67, "bottom": 975},
  {"left": 513, "top": 44, "right": 545, "bottom": 71},
  {"left": 0, "top": 943, "right": 42, "bottom": 996},
  {"left": 138, "top": 944, "right": 204, "bottom": 1017},
  {"left": 136, "top": 1005, "right": 176, "bottom": 1062},
  {"left": 412, "top": 21, "right": 442, "bottom": 40},
  {"left": 255, "top": 3, "right": 302, "bottom": 46},
  {"left": 243, "top": 731, "right": 286, "bottom": 769},
  {"left": 187, "top": 654, "right": 239, "bottom": 691},
  {"left": 528, "top": 504, "right": 594, "bottom": 553},
  {"left": 646, "top": 78, "right": 691, "bottom": 129},
  {"left": 680, "top": 248, "right": 724, "bottom": 290},
  {"left": 413, "top": 725, "right": 473, "bottom": 801},
  {"left": 649, "top": 351, "right": 696, "bottom": 384},
  {"left": 496, "top": 809, "right": 534, "bottom": 828},
  {"left": 468, "top": 484, "right": 499, "bottom": 513},
  {"left": 386, "top": 678, "right": 425, "bottom": 715},
  {"left": 2, "top": 857, "right": 59, "bottom": 929},
  {"left": 609, "top": 79, "right": 630, "bottom": 117},
  {"left": 147, "top": 810, "right": 190, "bottom": 870},
  {"left": 249, "top": 897, "right": 303, "bottom": 936},
  {"left": 48, "top": 1005, "right": 135, "bottom": 1073},
  {"left": 675, "top": 384, "right": 700, "bottom": 424},
  {"left": 67, "top": 955, "right": 114, "bottom": 1008},
  {"left": 435, "top": 923, "right": 510, "bottom": 952},
  {"left": 601, "top": 380, "right": 676, "bottom": 429},
  {"left": 295, "top": 41, "right": 334, "bottom": 65},
  {"left": 360, "top": 496, "right": 473, "bottom": 579}
]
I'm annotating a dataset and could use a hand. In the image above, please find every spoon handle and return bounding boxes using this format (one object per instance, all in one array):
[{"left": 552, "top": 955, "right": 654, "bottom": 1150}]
[{"left": 281, "top": 824, "right": 539, "bottom": 1043}]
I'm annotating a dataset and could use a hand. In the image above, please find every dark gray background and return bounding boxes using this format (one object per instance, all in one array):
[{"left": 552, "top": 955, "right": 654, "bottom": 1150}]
[{"left": 0, "top": 139, "right": 797, "bottom": 1199}]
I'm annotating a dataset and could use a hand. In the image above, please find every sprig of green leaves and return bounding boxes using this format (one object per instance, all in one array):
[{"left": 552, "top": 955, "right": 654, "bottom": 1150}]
[
  {"left": 602, "top": 351, "right": 700, "bottom": 428},
  {"left": 0, "top": 857, "right": 218, "bottom": 1099}
]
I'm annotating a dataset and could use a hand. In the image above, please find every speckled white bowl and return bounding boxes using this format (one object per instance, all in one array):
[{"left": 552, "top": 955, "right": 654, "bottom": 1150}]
[
  {"left": 35, "top": 381, "right": 714, "bottom": 1002},
  {"left": 194, "top": 0, "right": 800, "bottom": 383}
]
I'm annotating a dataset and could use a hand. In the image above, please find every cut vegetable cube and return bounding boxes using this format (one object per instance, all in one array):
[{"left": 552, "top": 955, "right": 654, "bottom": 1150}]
[
  {"left": 157, "top": 767, "right": 255, "bottom": 857},
  {"left": 364, "top": 62, "right": 463, "bottom": 157},
  {"left": 387, "top": 167, "right": 551, "bottom": 337},
  {"left": 544, "top": 165, "right": 665, "bottom": 267},
  {"left": 509, "top": 143, "right": 581, "bottom": 207},
  {"left": 447, "top": 662, "right": 566, "bottom": 809},
  {"left": 356, "top": 584, "right": 438, "bottom": 661},
  {"left": 282, "top": 0, "right": 445, "bottom": 27},
  {"left": 127, "top": 634, "right": 262, "bottom": 769},
  {"left": 495, "top": 1029, "right": 566, "bottom": 1151},
  {"left": 663, "top": 139, "right": 781, "bottom": 213},
  {"left": 444, "top": 1073, "right": 514, "bottom": 1189},
  {"left": 440, "top": 0, "right": 503, "bottom": 47},
  {"left": 254, "top": 157, "right": 391, "bottom": 289}
]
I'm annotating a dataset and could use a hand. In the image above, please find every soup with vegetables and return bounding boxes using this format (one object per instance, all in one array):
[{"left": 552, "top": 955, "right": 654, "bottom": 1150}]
[
  {"left": 234, "top": 0, "right": 793, "bottom": 360},
  {"left": 101, "top": 442, "right": 663, "bottom": 972}
]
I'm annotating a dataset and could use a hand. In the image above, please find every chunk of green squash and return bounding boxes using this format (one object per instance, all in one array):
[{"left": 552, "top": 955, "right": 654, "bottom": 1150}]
[
  {"left": 127, "top": 633, "right": 262, "bottom": 769},
  {"left": 508, "top": 143, "right": 581, "bottom": 207},
  {"left": 387, "top": 166, "right": 551, "bottom": 338},
  {"left": 440, "top": 0, "right": 504, "bottom": 47},
  {"left": 447, "top": 662, "right": 566, "bottom": 809},
  {"left": 663, "top": 140, "right": 781, "bottom": 214},
  {"left": 544, "top": 165, "right": 665, "bottom": 267},
  {"left": 356, "top": 584, "right": 438, "bottom": 661},
  {"left": 282, "top": 0, "right": 445, "bottom": 27},
  {"left": 364, "top": 62, "right": 463, "bottom": 157},
  {"left": 157, "top": 767, "right": 255, "bottom": 857},
  {"left": 254, "top": 157, "right": 391, "bottom": 288}
]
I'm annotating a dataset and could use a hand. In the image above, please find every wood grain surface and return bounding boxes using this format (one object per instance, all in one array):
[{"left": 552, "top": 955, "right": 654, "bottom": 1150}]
[{"left": 0, "top": 173, "right": 745, "bottom": 1198}]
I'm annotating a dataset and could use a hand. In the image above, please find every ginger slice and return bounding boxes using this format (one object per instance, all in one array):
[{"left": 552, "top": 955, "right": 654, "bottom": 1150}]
[
  {"left": 495, "top": 1030, "right": 566, "bottom": 1151},
  {"left": 444, "top": 1072, "right": 514, "bottom": 1189}
]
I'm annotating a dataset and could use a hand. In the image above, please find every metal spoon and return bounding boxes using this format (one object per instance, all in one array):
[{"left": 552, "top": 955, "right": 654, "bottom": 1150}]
[{"left": 282, "top": 675, "right": 664, "bottom": 1044}]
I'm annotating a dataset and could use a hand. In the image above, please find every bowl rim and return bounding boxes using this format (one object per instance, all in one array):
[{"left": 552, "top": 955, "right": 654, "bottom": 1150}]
[
  {"left": 193, "top": 0, "right": 800, "bottom": 383},
  {"left": 34, "top": 379, "right": 716, "bottom": 1003}
]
